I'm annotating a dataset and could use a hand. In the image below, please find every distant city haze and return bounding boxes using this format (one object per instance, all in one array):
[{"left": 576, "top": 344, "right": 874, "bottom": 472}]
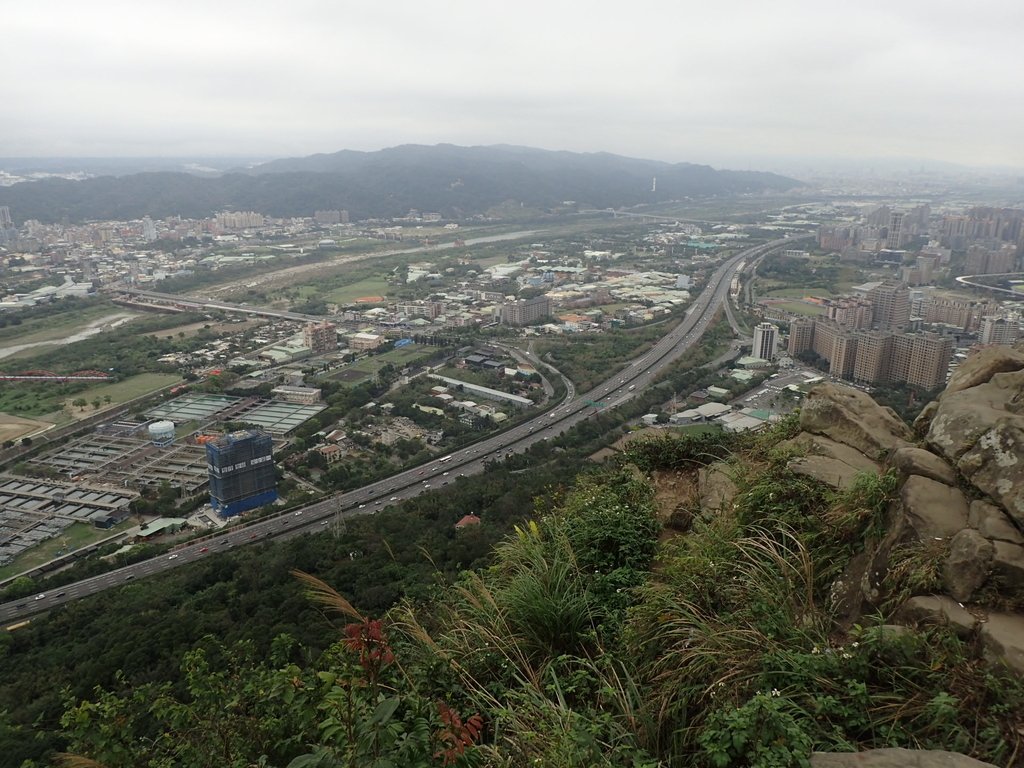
[{"left": 7, "top": 0, "right": 1024, "bottom": 170}]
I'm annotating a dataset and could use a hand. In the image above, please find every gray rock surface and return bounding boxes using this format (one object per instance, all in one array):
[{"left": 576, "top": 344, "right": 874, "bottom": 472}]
[
  {"left": 943, "top": 345, "right": 1024, "bottom": 395},
  {"left": 697, "top": 462, "right": 737, "bottom": 512},
  {"left": 900, "top": 475, "right": 969, "bottom": 540},
  {"left": 956, "top": 420, "right": 1024, "bottom": 527},
  {"left": 800, "top": 383, "right": 913, "bottom": 458},
  {"left": 812, "top": 749, "right": 997, "bottom": 768},
  {"left": 968, "top": 500, "right": 1024, "bottom": 544},
  {"left": 788, "top": 455, "right": 865, "bottom": 491},
  {"left": 990, "top": 540, "right": 1024, "bottom": 591},
  {"left": 925, "top": 370, "right": 1024, "bottom": 463},
  {"left": 896, "top": 595, "right": 977, "bottom": 639},
  {"left": 942, "top": 529, "right": 993, "bottom": 601},
  {"left": 889, "top": 446, "right": 956, "bottom": 485},
  {"left": 781, "top": 433, "right": 882, "bottom": 473},
  {"left": 979, "top": 612, "right": 1024, "bottom": 674}
]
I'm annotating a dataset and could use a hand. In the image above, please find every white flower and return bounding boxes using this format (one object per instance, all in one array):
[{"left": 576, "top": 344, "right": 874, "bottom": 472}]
[{"left": 771, "top": 688, "right": 781, "bottom": 697}]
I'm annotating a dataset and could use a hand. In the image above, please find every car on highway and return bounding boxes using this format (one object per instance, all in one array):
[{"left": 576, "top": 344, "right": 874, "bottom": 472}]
[
  {"left": 390, "top": 496, "right": 398, "bottom": 501},
  {"left": 33, "top": 594, "right": 45, "bottom": 601},
  {"left": 168, "top": 553, "right": 179, "bottom": 560},
  {"left": 294, "top": 510, "right": 303, "bottom": 516},
  {"left": 320, "top": 520, "right": 329, "bottom": 526},
  {"left": 358, "top": 504, "right": 366, "bottom": 509},
  {"left": 423, "top": 484, "right": 430, "bottom": 489},
  {"left": 442, "top": 471, "right": 449, "bottom": 476},
  {"left": 124, "top": 574, "right": 134, "bottom": 581}
]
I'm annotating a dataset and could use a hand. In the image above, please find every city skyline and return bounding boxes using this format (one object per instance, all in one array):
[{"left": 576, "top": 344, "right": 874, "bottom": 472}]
[{"left": 6, "top": 0, "right": 1024, "bottom": 170}]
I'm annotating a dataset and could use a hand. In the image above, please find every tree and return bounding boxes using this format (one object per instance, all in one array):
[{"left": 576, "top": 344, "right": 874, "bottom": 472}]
[
  {"left": 104, "top": 395, "right": 112, "bottom": 404},
  {"left": 92, "top": 398, "right": 102, "bottom": 410},
  {"left": 72, "top": 398, "right": 88, "bottom": 411}
]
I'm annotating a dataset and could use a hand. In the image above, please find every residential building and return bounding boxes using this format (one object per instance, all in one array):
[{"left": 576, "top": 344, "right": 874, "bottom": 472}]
[
  {"left": 270, "top": 386, "right": 323, "bottom": 405},
  {"left": 866, "top": 281, "right": 910, "bottom": 330},
  {"left": 303, "top": 321, "right": 338, "bottom": 353},
  {"left": 752, "top": 322, "right": 779, "bottom": 361},
  {"left": 980, "top": 315, "right": 1020, "bottom": 346},
  {"left": 500, "top": 295, "right": 552, "bottom": 326},
  {"left": 787, "top": 318, "right": 815, "bottom": 355}
]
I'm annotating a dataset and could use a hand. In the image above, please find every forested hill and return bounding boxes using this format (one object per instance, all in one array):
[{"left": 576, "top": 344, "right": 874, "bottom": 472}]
[{"left": 0, "top": 144, "right": 802, "bottom": 224}]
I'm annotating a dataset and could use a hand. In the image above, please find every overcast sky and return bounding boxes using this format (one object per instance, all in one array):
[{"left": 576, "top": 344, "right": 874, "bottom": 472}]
[{"left": 6, "top": 0, "right": 1024, "bottom": 169}]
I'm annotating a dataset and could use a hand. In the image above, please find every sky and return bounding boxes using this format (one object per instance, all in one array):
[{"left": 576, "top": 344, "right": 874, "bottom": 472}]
[{"left": 6, "top": 0, "right": 1024, "bottom": 170}]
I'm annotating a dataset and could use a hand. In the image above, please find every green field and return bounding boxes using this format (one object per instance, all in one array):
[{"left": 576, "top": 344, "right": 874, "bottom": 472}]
[
  {"left": 770, "top": 301, "right": 827, "bottom": 316},
  {"left": 63, "top": 373, "right": 182, "bottom": 408},
  {"left": 322, "top": 277, "right": 391, "bottom": 304},
  {"left": 0, "top": 521, "right": 134, "bottom": 580},
  {"left": 764, "top": 287, "right": 834, "bottom": 299},
  {"left": 0, "top": 302, "right": 132, "bottom": 348},
  {"left": 325, "top": 344, "right": 436, "bottom": 386}
]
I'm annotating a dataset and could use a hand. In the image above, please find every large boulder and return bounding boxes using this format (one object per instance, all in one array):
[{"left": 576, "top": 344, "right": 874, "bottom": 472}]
[
  {"left": 956, "top": 421, "right": 1024, "bottom": 527},
  {"left": 943, "top": 345, "right": 1024, "bottom": 395},
  {"left": 800, "top": 384, "right": 913, "bottom": 458},
  {"left": 788, "top": 455, "right": 865, "bottom": 491},
  {"left": 900, "top": 475, "right": 969, "bottom": 540},
  {"left": 896, "top": 595, "right": 977, "bottom": 639},
  {"left": 942, "top": 529, "right": 993, "bottom": 602},
  {"left": 990, "top": 541, "right": 1024, "bottom": 592},
  {"left": 968, "top": 500, "right": 1024, "bottom": 544},
  {"left": 924, "top": 370, "right": 1024, "bottom": 463},
  {"left": 812, "top": 749, "right": 997, "bottom": 768},
  {"left": 781, "top": 433, "right": 881, "bottom": 473},
  {"left": 979, "top": 612, "right": 1024, "bottom": 675},
  {"left": 888, "top": 446, "right": 956, "bottom": 485},
  {"left": 697, "top": 462, "right": 737, "bottom": 512}
]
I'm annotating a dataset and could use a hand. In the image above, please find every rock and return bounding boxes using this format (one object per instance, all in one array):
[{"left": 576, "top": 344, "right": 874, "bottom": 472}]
[
  {"left": 941, "top": 529, "right": 993, "bottom": 601},
  {"left": 781, "top": 433, "right": 881, "bottom": 473},
  {"left": 812, "top": 748, "right": 997, "bottom": 768},
  {"left": 829, "top": 552, "right": 870, "bottom": 627},
  {"left": 925, "top": 371, "right": 1024, "bottom": 463},
  {"left": 788, "top": 455, "right": 866, "bottom": 491},
  {"left": 956, "top": 421, "right": 1024, "bottom": 527},
  {"left": 666, "top": 505, "right": 693, "bottom": 532},
  {"left": 900, "top": 475, "right": 969, "bottom": 540},
  {"left": 968, "top": 500, "right": 1024, "bottom": 544},
  {"left": 697, "top": 462, "right": 737, "bottom": 512},
  {"left": 979, "top": 612, "right": 1024, "bottom": 675},
  {"left": 913, "top": 400, "right": 939, "bottom": 436},
  {"left": 944, "top": 345, "right": 1024, "bottom": 395},
  {"left": 800, "top": 383, "right": 913, "bottom": 459},
  {"left": 990, "top": 540, "right": 1024, "bottom": 592},
  {"left": 889, "top": 446, "right": 956, "bottom": 485},
  {"left": 896, "top": 595, "right": 977, "bottom": 639}
]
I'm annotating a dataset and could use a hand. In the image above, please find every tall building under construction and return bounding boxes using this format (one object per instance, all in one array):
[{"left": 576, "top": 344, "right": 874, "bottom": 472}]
[{"left": 206, "top": 430, "right": 277, "bottom": 517}]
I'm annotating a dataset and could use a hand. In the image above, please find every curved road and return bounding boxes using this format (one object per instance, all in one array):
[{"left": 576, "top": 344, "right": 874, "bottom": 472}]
[{"left": 0, "top": 235, "right": 807, "bottom": 626}]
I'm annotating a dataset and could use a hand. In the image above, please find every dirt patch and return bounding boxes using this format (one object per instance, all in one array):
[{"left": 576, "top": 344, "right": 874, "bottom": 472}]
[
  {"left": 354, "top": 296, "right": 386, "bottom": 304},
  {"left": 146, "top": 318, "right": 262, "bottom": 339},
  {"left": 0, "top": 412, "right": 53, "bottom": 443}
]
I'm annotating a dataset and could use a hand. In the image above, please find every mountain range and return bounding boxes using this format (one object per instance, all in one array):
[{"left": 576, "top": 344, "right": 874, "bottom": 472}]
[{"left": 0, "top": 144, "right": 803, "bottom": 225}]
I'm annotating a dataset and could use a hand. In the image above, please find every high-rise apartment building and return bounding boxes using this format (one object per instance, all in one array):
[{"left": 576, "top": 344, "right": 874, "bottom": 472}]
[
  {"left": 825, "top": 297, "right": 873, "bottom": 330},
  {"left": 206, "top": 430, "right": 277, "bottom": 517},
  {"left": 500, "top": 295, "right": 552, "bottom": 326},
  {"left": 303, "top": 321, "right": 338, "bottom": 354},
  {"left": 787, "top": 318, "right": 815, "bottom": 355},
  {"left": 0, "top": 206, "right": 12, "bottom": 229},
  {"left": 752, "top": 322, "right": 779, "bottom": 361},
  {"left": 886, "top": 212, "right": 905, "bottom": 249},
  {"left": 980, "top": 315, "right": 1020, "bottom": 346},
  {"left": 784, "top": 319, "right": 951, "bottom": 390},
  {"left": 866, "top": 281, "right": 910, "bottom": 331}
]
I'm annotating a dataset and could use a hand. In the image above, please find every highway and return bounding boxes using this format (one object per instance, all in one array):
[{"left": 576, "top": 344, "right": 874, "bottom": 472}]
[{"left": 0, "top": 235, "right": 807, "bottom": 626}]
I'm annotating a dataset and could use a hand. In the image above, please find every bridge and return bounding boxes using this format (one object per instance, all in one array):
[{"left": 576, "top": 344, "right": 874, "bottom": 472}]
[{"left": 0, "top": 369, "right": 113, "bottom": 382}]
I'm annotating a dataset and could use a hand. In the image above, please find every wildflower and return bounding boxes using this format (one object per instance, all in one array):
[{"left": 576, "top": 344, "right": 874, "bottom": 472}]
[
  {"left": 811, "top": 646, "right": 820, "bottom": 655},
  {"left": 771, "top": 688, "right": 780, "bottom": 697},
  {"left": 841, "top": 652, "right": 852, "bottom": 659},
  {"left": 851, "top": 642, "right": 859, "bottom": 648}
]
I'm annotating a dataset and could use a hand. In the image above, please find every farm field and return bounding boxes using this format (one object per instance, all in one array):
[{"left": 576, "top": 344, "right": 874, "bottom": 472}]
[{"left": 61, "top": 373, "right": 183, "bottom": 412}]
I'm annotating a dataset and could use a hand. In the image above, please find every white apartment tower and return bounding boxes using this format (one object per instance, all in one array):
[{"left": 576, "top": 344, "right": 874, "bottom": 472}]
[{"left": 752, "top": 322, "right": 779, "bottom": 361}]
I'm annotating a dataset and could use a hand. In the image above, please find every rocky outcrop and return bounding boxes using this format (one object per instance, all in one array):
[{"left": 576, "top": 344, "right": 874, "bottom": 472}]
[
  {"left": 896, "top": 595, "right": 977, "bottom": 639},
  {"left": 942, "top": 345, "right": 1024, "bottom": 395},
  {"left": 697, "top": 462, "right": 737, "bottom": 512},
  {"left": 956, "top": 420, "right": 1024, "bottom": 527},
  {"left": 888, "top": 446, "right": 956, "bottom": 485},
  {"left": 968, "top": 500, "right": 1023, "bottom": 544},
  {"left": 788, "top": 455, "right": 865, "bottom": 491},
  {"left": 811, "top": 749, "right": 997, "bottom": 768},
  {"left": 800, "top": 384, "right": 913, "bottom": 458},
  {"left": 942, "top": 529, "right": 993, "bottom": 602},
  {"left": 978, "top": 612, "right": 1024, "bottom": 675},
  {"left": 900, "top": 476, "right": 969, "bottom": 540}
]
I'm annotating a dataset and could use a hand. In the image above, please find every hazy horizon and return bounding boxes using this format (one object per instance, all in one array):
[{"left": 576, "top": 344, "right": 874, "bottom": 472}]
[{"left": 8, "top": 0, "right": 1024, "bottom": 170}]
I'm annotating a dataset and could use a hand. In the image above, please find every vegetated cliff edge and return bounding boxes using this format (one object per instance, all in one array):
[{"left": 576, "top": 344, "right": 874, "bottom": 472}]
[{"left": 56, "top": 345, "right": 1024, "bottom": 768}]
